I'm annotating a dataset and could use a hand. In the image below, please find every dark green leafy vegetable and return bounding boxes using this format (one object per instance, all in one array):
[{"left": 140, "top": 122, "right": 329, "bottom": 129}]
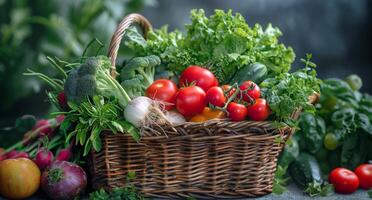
[
  {"left": 127, "top": 9, "right": 295, "bottom": 83},
  {"left": 278, "top": 73, "right": 372, "bottom": 196},
  {"left": 272, "top": 165, "right": 290, "bottom": 195},
  {"left": 278, "top": 138, "right": 299, "bottom": 167},
  {"left": 298, "top": 113, "right": 326, "bottom": 154},
  {"left": 120, "top": 55, "right": 160, "bottom": 98}
]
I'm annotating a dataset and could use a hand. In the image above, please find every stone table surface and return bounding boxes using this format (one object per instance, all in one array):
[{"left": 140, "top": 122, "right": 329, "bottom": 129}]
[{"left": 0, "top": 184, "right": 370, "bottom": 199}]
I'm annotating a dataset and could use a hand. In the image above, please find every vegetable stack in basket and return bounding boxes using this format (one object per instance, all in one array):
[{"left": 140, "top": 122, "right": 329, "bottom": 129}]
[{"left": 0, "top": 9, "right": 321, "bottom": 199}]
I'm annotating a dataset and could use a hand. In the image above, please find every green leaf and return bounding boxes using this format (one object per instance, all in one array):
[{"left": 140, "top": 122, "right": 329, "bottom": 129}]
[
  {"left": 127, "top": 171, "right": 136, "bottom": 180},
  {"left": 60, "top": 117, "right": 72, "bottom": 134},
  {"left": 14, "top": 115, "right": 36, "bottom": 133},
  {"left": 90, "top": 126, "right": 102, "bottom": 152},
  {"left": 319, "top": 184, "right": 334, "bottom": 197},
  {"left": 111, "top": 121, "right": 124, "bottom": 133},
  {"left": 340, "top": 133, "right": 358, "bottom": 168},
  {"left": 119, "top": 121, "right": 140, "bottom": 141},
  {"left": 357, "top": 113, "right": 372, "bottom": 134},
  {"left": 67, "top": 101, "right": 79, "bottom": 110},
  {"left": 92, "top": 136, "right": 102, "bottom": 152},
  {"left": 83, "top": 140, "right": 92, "bottom": 156}
]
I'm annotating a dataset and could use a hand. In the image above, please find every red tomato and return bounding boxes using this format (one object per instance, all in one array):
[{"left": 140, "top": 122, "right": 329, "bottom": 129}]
[
  {"left": 329, "top": 168, "right": 359, "bottom": 194},
  {"left": 247, "top": 98, "right": 271, "bottom": 121},
  {"left": 227, "top": 102, "right": 248, "bottom": 121},
  {"left": 179, "top": 65, "right": 218, "bottom": 92},
  {"left": 176, "top": 86, "right": 206, "bottom": 117},
  {"left": 355, "top": 164, "right": 372, "bottom": 189},
  {"left": 206, "top": 86, "right": 226, "bottom": 107},
  {"left": 221, "top": 84, "right": 236, "bottom": 98},
  {"left": 146, "top": 79, "right": 178, "bottom": 110},
  {"left": 238, "top": 81, "right": 260, "bottom": 102}
]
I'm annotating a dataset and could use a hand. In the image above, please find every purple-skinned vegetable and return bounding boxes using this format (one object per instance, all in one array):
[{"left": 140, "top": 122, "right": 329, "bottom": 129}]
[
  {"left": 41, "top": 161, "right": 87, "bottom": 200},
  {"left": 34, "top": 148, "right": 54, "bottom": 170}
]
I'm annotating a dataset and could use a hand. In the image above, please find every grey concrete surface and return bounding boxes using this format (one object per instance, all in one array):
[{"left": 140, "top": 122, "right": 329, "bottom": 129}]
[{"left": 0, "top": 184, "right": 370, "bottom": 200}]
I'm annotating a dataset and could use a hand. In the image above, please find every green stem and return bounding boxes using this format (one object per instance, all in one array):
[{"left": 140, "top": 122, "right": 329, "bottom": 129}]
[
  {"left": 47, "top": 56, "right": 67, "bottom": 79},
  {"left": 23, "top": 140, "right": 40, "bottom": 152},
  {"left": 105, "top": 73, "right": 131, "bottom": 107},
  {"left": 222, "top": 83, "right": 241, "bottom": 110},
  {"left": 48, "top": 168, "right": 64, "bottom": 183}
]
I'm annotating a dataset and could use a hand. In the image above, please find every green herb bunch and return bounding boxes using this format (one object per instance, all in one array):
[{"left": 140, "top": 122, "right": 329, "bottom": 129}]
[
  {"left": 260, "top": 54, "right": 321, "bottom": 126},
  {"left": 60, "top": 96, "right": 139, "bottom": 156}
]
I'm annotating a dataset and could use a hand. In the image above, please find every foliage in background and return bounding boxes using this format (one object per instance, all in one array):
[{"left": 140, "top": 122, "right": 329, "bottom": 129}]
[{"left": 0, "top": 0, "right": 155, "bottom": 113}]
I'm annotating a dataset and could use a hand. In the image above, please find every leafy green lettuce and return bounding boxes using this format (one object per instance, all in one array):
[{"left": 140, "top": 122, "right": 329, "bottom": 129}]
[{"left": 126, "top": 9, "right": 295, "bottom": 83}]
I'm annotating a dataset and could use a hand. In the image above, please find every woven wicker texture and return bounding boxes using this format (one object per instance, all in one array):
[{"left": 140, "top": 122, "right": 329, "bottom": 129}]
[{"left": 90, "top": 13, "right": 319, "bottom": 199}]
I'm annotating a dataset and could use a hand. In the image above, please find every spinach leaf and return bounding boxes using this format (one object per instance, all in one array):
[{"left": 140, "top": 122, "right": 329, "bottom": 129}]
[
  {"left": 340, "top": 131, "right": 371, "bottom": 169},
  {"left": 299, "top": 113, "right": 326, "bottom": 154}
]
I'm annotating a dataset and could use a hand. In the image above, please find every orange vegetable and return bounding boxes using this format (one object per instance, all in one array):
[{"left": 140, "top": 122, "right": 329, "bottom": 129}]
[
  {"left": 0, "top": 158, "right": 41, "bottom": 199},
  {"left": 190, "top": 107, "right": 226, "bottom": 122},
  {"left": 202, "top": 107, "right": 226, "bottom": 119},
  {"left": 190, "top": 114, "right": 208, "bottom": 122}
]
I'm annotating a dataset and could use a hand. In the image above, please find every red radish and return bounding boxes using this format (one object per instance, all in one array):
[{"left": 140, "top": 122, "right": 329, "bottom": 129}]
[
  {"left": 35, "top": 148, "right": 54, "bottom": 170},
  {"left": 41, "top": 161, "right": 87, "bottom": 200},
  {"left": 4, "top": 150, "right": 19, "bottom": 159},
  {"left": 13, "top": 152, "right": 29, "bottom": 159},
  {"left": 56, "top": 115, "right": 65, "bottom": 124},
  {"left": 4, "top": 150, "right": 29, "bottom": 159},
  {"left": 34, "top": 119, "right": 53, "bottom": 137},
  {"left": 57, "top": 92, "right": 68, "bottom": 110},
  {"left": 55, "top": 148, "right": 72, "bottom": 161}
]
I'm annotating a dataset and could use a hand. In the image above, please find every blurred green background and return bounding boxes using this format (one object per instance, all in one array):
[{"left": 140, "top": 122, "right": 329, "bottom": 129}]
[{"left": 0, "top": 0, "right": 156, "bottom": 147}]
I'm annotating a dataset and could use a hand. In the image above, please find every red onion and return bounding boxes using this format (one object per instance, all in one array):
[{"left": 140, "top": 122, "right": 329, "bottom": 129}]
[
  {"left": 41, "top": 161, "right": 87, "bottom": 200},
  {"left": 34, "top": 148, "right": 54, "bottom": 170},
  {"left": 55, "top": 148, "right": 72, "bottom": 161}
]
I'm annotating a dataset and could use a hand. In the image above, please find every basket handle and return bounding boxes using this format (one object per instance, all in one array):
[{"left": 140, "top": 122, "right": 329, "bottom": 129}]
[{"left": 107, "top": 13, "right": 152, "bottom": 78}]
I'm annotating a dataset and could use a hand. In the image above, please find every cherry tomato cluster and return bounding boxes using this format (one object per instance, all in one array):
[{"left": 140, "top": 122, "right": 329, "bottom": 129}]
[
  {"left": 146, "top": 65, "right": 271, "bottom": 122},
  {"left": 329, "top": 164, "right": 372, "bottom": 194}
]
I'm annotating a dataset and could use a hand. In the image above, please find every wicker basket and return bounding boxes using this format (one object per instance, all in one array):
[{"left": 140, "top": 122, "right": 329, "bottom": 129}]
[{"left": 89, "top": 13, "right": 319, "bottom": 199}]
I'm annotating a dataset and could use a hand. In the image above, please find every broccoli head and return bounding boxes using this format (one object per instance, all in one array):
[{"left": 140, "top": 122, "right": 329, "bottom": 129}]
[
  {"left": 64, "top": 56, "right": 131, "bottom": 108},
  {"left": 120, "top": 55, "right": 160, "bottom": 98}
]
